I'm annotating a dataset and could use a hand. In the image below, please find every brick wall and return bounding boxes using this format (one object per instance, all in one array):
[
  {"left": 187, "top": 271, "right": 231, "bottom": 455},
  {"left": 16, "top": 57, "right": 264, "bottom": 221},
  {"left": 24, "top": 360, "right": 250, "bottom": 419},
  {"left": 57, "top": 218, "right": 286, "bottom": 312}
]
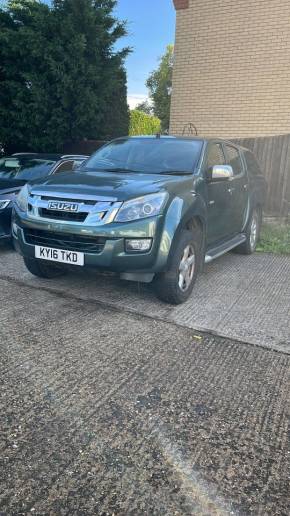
[{"left": 170, "top": 0, "right": 290, "bottom": 138}]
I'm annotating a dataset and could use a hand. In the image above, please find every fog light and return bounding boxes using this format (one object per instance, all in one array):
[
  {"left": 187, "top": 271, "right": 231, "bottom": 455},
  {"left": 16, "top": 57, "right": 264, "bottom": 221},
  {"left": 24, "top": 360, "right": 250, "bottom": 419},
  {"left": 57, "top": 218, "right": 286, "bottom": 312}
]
[{"left": 125, "top": 239, "right": 152, "bottom": 252}]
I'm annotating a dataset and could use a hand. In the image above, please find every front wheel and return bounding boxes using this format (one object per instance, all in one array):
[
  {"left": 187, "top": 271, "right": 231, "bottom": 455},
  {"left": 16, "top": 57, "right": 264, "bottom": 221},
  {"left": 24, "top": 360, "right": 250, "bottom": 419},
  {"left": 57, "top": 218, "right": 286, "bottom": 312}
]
[
  {"left": 23, "top": 256, "right": 67, "bottom": 279},
  {"left": 153, "top": 230, "right": 200, "bottom": 305},
  {"left": 235, "top": 207, "right": 262, "bottom": 255}
]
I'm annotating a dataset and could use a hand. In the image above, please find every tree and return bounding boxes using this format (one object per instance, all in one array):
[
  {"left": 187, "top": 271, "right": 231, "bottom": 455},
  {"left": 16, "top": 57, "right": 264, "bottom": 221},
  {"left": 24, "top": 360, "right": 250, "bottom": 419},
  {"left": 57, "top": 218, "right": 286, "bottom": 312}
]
[
  {"left": 129, "top": 110, "right": 161, "bottom": 136},
  {"left": 135, "top": 100, "right": 153, "bottom": 116},
  {"left": 0, "top": 0, "right": 130, "bottom": 152},
  {"left": 146, "top": 44, "right": 173, "bottom": 132},
  {"left": 102, "top": 66, "right": 129, "bottom": 139}
]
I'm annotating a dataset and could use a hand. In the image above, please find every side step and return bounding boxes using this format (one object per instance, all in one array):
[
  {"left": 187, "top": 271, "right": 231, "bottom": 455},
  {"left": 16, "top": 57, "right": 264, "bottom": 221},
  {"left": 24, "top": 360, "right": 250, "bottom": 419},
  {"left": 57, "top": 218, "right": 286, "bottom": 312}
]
[{"left": 205, "top": 234, "right": 246, "bottom": 264}]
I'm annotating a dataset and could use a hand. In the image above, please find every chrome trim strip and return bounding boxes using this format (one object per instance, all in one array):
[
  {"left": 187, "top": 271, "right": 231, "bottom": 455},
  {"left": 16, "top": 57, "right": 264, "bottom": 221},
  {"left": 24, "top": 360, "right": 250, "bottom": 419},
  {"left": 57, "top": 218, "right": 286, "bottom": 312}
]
[
  {"left": 30, "top": 190, "right": 118, "bottom": 202},
  {"left": 205, "top": 235, "right": 246, "bottom": 263},
  {"left": 27, "top": 191, "right": 123, "bottom": 226},
  {"left": 29, "top": 197, "right": 114, "bottom": 213}
]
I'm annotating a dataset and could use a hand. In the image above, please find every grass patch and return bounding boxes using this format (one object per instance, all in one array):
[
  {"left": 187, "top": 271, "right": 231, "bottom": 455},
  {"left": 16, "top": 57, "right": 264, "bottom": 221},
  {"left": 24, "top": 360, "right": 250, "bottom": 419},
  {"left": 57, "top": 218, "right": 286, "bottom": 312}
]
[{"left": 257, "top": 223, "right": 290, "bottom": 254}]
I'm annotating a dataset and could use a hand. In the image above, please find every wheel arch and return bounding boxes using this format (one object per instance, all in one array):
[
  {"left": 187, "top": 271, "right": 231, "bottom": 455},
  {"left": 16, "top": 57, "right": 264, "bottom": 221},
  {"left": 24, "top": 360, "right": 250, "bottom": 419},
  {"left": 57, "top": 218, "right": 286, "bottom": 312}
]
[
  {"left": 243, "top": 189, "right": 263, "bottom": 231},
  {"left": 155, "top": 195, "right": 207, "bottom": 272},
  {"left": 167, "top": 212, "right": 206, "bottom": 270},
  {"left": 183, "top": 215, "right": 204, "bottom": 234}
]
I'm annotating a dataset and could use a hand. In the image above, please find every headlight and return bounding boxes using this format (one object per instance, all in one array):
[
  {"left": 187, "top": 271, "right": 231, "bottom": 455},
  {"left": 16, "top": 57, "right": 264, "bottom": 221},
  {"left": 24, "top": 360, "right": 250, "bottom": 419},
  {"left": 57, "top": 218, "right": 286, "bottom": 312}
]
[
  {"left": 16, "top": 184, "right": 29, "bottom": 212},
  {"left": 115, "top": 193, "right": 167, "bottom": 223},
  {"left": 0, "top": 200, "right": 11, "bottom": 210}
]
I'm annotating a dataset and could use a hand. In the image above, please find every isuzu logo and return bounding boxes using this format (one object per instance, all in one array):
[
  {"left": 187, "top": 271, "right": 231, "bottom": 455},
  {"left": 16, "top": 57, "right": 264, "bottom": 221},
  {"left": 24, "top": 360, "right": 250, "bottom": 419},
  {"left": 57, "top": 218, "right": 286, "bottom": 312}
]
[{"left": 47, "top": 201, "right": 79, "bottom": 212}]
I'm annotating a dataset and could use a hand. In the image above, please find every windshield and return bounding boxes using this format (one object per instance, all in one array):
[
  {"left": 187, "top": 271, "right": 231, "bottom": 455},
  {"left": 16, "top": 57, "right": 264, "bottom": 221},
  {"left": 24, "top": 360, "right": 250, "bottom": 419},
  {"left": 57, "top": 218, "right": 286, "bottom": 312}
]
[
  {"left": 0, "top": 157, "right": 56, "bottom": 181},
  {"left": 83, "top": 138, "right": 203, "bottom": 174}
]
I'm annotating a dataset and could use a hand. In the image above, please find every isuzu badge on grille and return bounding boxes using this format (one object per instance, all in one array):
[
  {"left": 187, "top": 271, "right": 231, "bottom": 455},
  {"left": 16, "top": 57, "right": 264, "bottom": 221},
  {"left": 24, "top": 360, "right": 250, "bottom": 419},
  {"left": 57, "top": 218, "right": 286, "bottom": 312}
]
[{"left": 47, "top": 201, "right": 79, "bottom": 212}]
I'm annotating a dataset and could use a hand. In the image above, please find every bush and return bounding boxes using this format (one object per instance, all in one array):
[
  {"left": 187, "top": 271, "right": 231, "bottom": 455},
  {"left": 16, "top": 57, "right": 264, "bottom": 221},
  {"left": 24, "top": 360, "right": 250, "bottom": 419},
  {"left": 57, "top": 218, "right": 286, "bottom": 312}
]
[{"left": 129, "top": 110, "right": 161, "bottom": 136}]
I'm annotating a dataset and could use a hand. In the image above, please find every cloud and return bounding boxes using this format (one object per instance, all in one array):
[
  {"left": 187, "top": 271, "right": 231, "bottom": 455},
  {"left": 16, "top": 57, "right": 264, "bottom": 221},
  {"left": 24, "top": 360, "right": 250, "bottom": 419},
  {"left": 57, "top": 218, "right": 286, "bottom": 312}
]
[{"left": 127, "top": 94, "right": 148, "bottom": 110}]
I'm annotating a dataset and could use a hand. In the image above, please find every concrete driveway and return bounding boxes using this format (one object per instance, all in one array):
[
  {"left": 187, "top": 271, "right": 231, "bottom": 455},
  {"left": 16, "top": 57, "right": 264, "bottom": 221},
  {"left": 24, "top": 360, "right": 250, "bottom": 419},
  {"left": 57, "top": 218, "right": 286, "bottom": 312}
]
[
  {"left": 1, "top": 273, "right": 289, "bottom": 515},
  {"left": 0, "top": 245, "right": 289, "bottom": 353}
]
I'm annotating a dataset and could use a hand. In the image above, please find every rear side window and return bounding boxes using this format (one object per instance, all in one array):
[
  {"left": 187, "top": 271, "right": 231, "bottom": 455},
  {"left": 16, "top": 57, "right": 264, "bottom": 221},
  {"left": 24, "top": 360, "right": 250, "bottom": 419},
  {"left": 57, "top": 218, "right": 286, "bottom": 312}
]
[
  {"left": 244, "top": 151, "right": 262, "bottom": 176},
  {"left": 206, "top": 143, "right": 225, "bottom": 169},
  {"left": 54, "top": 160, "right": 75, "bottom": 174},
  {"left": 224, "top": 145, "right": 243, "bottom": 176}
]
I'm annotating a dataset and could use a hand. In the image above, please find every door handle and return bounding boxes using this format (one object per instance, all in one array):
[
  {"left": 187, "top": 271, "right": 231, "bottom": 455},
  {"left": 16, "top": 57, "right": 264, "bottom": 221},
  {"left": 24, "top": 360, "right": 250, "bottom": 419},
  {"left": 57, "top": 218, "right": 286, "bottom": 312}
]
[
  {"left": 243, "top": 184, "right": 248, "bottom": 191},
  {"left": 227, "top": 187, "right": 235, "bottom": 194}
]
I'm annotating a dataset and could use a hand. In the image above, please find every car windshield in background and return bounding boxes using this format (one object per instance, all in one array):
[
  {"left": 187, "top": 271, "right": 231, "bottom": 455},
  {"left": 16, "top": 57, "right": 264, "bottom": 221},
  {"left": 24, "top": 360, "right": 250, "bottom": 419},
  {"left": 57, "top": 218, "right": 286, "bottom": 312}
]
[
  {"left": 0, "top": 157, "right": 56, "bottom": 181},
  {"left": 83, "top": 138, "right": 203, "bottom": 175}
]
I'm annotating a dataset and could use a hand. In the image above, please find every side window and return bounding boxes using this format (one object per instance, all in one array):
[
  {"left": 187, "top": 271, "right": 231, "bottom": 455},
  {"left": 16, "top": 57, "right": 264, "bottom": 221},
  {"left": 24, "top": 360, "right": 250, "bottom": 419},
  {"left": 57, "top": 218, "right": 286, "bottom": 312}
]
[
  {"left": 53, "top": 160, "right": 75, "bottom": 174},
  {"left": 206, "top": 143, "right": 225, "bottom": 169},
  {"left": 224, "top": 145, "right": 244, "bottom": 176},
  {"left": 72, "top": 159, "right": 85, "bottom": 170}
]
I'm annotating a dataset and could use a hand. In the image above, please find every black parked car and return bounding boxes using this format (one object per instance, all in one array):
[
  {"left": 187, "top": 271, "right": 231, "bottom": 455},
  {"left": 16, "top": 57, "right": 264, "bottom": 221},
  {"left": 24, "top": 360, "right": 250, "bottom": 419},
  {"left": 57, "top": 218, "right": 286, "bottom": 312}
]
[{"left": 0, "top": 153, "right": 88, "bottom": 241}]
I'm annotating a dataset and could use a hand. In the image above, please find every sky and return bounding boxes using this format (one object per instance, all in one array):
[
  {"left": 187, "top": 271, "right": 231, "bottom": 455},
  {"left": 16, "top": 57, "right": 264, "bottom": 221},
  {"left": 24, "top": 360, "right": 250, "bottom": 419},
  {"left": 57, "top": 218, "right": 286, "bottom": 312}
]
[{"left": 113, "top": 0, "right": 176, "bottom": 108}]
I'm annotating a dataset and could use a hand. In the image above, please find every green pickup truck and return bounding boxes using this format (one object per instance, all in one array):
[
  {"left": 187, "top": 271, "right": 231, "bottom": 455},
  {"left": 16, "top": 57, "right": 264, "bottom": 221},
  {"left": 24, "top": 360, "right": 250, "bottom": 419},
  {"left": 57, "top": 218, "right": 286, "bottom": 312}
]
[{"left": 13, "top": 136, "right": 267, "bottom": 304}]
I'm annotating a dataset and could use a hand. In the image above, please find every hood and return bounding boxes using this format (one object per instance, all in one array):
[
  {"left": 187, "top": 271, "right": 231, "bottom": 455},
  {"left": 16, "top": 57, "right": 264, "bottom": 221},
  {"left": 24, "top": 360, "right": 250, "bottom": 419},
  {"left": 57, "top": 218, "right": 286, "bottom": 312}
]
[
  {"left": 0, "top": 178, "right": 26, "bottom": 194},
  {"left": 29, "top": 170, "right": 189, "bottom": 201}
]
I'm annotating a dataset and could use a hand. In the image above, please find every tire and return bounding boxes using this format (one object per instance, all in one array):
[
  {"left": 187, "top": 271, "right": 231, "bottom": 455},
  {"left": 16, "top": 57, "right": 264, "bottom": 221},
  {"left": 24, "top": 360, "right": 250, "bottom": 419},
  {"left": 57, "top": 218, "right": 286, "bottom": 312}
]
[
  {"left": 8, "top": 238, "right": 15, "bottom": 250},
  {"left": 1, "top": 237, "right": 14, "bottom": 250},
  {"left": 153, "top": 230, "right": 201, "bottom": 305},
  {"left": 23, "top": 256, "right": 67, "bottom": 279},
  {"left": 234, "top": 207, "right": 262, "bottom": 255}
]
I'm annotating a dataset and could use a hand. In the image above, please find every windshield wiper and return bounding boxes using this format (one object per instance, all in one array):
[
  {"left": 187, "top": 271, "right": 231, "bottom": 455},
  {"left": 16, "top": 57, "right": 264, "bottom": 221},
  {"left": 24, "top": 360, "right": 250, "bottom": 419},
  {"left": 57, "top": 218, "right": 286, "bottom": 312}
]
[
  {"left": 83, "top": 167, "right": 141, "bottom": 174},
  {"left": 159, "top": 170, "right": 193, "bottom": 176},
  {"left": 102, "top": 167, "right": 141, "bottom": 174}
]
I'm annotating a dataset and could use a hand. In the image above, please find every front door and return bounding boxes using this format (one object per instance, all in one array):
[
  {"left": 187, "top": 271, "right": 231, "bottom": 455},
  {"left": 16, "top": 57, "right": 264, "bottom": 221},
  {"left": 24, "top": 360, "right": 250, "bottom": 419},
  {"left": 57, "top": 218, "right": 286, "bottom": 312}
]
[
  {"left": 223, "top": 144, "right": 249, "bottom": 234},
  {"left": 205, "top": 142, "right": 234, "bottom": 246}
]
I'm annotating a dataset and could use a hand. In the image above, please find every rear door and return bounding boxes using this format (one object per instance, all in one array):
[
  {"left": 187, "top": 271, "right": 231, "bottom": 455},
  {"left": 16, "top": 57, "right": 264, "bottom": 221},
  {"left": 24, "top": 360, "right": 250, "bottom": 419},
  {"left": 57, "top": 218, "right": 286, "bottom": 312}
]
[
  {"left": 205, "top": 142, "right": 234, "bottom": 245},
  {"left": 223, "top": 144, "right": 249, "bottom": 234}
]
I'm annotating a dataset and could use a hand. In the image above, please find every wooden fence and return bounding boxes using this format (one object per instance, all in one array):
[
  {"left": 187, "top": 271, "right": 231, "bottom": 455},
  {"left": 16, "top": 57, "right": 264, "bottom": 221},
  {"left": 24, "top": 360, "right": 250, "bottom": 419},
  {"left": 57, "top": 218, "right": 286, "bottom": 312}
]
[{"left": 233, "top": 134, "right": 290, "bottom": 215}]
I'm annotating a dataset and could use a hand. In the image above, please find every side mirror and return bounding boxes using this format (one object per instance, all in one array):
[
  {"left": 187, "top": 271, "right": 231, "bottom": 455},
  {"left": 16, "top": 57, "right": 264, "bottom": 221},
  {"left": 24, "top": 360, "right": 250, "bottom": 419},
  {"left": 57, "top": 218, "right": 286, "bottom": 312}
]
[{"left": 208, "top": 165, "right": 234, "bottom": 182}]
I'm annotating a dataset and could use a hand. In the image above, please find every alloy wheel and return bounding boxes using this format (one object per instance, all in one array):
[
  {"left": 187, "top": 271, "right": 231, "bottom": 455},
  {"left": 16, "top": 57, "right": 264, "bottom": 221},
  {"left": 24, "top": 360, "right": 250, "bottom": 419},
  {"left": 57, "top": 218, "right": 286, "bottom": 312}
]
[
  {"left": 178, "top": 244, "right": 195, "bottom": 292},
  {"left": 250, "top": 212, "right": 258, "bottom": 251}
]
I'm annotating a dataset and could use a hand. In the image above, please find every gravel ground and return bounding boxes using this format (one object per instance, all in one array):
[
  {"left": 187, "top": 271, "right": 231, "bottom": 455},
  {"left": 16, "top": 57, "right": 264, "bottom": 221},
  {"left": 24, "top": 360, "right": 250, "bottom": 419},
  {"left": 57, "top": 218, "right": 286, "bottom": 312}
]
[{"left": 0, "top": 276, "right": 289, "bottom": 515}]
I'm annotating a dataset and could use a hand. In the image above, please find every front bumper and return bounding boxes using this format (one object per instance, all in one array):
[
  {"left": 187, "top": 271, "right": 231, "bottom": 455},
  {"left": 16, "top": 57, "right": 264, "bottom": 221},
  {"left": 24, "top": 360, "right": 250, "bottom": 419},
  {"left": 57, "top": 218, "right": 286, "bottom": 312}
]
[{"left": 13, "top": 207, "right": 171, "bottom": 274}]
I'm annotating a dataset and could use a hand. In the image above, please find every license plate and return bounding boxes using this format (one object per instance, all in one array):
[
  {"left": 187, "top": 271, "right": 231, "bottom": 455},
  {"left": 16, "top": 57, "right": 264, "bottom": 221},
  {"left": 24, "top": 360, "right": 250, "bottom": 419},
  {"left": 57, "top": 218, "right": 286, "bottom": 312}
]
[{"left": 35, "top": 245, "right": 84, "bottom": 266}]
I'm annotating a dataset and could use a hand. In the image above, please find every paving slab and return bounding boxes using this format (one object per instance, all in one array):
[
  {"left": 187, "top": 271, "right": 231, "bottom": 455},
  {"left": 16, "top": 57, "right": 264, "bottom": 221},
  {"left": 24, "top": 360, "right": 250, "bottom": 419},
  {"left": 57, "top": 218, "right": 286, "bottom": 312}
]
[
  {"left": 0, "top": 278, "right": 289, "bottom": 515},
  {"left": 0, "top": 245, "right": 289, "bottom": 353}
]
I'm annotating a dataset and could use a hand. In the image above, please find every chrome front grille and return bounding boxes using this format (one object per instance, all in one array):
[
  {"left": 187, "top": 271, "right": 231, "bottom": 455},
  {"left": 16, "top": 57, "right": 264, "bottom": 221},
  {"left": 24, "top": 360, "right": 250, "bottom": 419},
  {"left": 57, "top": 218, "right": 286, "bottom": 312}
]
[{"left": 27, "top": 191, "right": 122, "bottom": 225}]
